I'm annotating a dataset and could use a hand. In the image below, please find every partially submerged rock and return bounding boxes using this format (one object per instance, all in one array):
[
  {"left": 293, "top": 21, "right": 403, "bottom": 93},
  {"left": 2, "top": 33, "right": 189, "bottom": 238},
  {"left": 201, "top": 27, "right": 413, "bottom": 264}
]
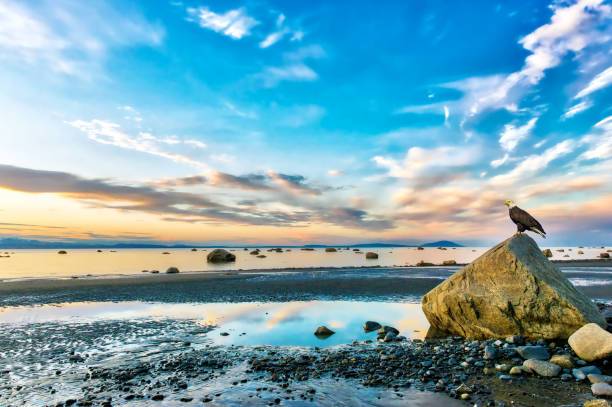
[
  {"left": 542, "top": 249, "right": 553, "bottom": 257},
  {"left": 166, "top": 267, "right": 179, "bottom": 274},
  {"left": 442, "top": 260, "right": 457, "bottom": 265},
  {"left": 568, "top": 323, "right": 612, "bottom": 362},
  {"left": 363, "top": 321, "right": 381, "bottom": 332},
  {"left": 314, "top": 326, "right": 335, "bottom": 337},
  {"left": 421, "top": 234, "right": 605, "bottom": 340},
  {"left": 58, "top": 250, "right": 67, "bottom": 254},
  {"left": 600, "top": 252, "right": 610, "bottom": 258},
  {"left": 416, "top": 261, "right": 434, "bottom": 267},
  {"left": 207, "top": 249, "right": 236, "bottom": 263},
  {"left": 324, "top": 248, "right": 337, "bottom": 253},
  {"left": 365, "top": 252, "right": 378, "bottom": 259}
]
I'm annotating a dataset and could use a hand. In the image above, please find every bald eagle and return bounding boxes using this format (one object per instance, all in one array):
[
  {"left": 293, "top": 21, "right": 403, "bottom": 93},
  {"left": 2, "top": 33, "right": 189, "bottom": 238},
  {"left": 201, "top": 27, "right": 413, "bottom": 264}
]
[{"left": 503, "top": 200, "right": 546, "bottom": 238}]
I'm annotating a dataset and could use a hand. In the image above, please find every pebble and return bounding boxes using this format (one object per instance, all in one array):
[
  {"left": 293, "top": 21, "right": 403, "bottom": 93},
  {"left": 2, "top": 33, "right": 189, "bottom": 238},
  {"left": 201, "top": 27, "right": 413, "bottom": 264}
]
[
  {"left": 592, "top": 382, "right": 612, "bottom": 397},
  {"left": 550, "top": 354, "right": 574, "bottom": 369},
  {"left": 588, "top": 374, "right": 612, "bottom": 384},
  {"left": 523, "top": 359, "right": 561, "bottom": 377},
  {"left": 509, "top": 366, "right": 532, "bottom": 375},
  {"left": 574, "top": 366, "right": 602, "bottom": 381},
  {"left": 516, "top": 346, "right": 550, "bottom": 360},
  {"left": 584, "top": 400, "right": 611, "bottom": 407},
  {"left": 484, "top": 346, "right": 499, "bottom": 360}
]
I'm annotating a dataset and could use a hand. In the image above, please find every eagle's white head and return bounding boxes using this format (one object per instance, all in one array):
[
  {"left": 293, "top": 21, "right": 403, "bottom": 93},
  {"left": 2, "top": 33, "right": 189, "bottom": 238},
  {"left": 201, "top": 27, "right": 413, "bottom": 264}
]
[{"left": 504, "top": 200, "right": 516, "bottom": 208}]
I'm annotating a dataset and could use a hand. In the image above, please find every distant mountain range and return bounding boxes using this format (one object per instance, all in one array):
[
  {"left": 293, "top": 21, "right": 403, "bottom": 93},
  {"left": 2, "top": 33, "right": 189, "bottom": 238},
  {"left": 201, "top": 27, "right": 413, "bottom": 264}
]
[{"left": 0, "top": 237, "right": 462, "bottom": 249}]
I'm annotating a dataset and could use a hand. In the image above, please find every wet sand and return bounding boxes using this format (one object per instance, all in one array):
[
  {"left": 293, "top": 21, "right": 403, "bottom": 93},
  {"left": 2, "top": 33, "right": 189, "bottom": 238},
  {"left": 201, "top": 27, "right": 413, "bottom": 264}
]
[{"left": 1, "top": 265, "right": 610, "bottom": 307}]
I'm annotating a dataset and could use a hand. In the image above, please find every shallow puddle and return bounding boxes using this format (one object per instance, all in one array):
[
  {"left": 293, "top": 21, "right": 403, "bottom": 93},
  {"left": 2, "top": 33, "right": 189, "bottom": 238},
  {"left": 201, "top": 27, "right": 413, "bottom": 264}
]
[{"left": 0, "top": 300, "right": 430, "bottom": 346}]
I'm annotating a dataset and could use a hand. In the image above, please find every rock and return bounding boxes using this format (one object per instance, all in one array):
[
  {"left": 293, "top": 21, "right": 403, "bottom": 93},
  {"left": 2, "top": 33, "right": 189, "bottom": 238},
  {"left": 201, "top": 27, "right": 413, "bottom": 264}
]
[
  {"left": 383, "top": 332, "right": 397, "bottom": 342},
  {"left": 325, "top": 248, "right": 337, "bottom": 252},
  {"left": 600, "top": 253, "right": 610, "bottom": 258},
  {"left": 422, "top": 234, "right": 606, "bottom": 340},
  {"left": 588, "top": 374, "right": 612, "bottom": 384},
  {"left": 365, "top": 252, "right": 378, "bottom": 259},
  {"left": 141, "top": 270, "right": 149, "bottom": 273},
  {"left": 443, "top": 260, "right": 457, "bottom": 265},
  {"left": 58, "top": 250, "right": 67, "bottom": 254},
  {"left": 151, "top": 394, "right": 165, "bottom": 401},
  {"left": 574, "top": 366, "right": 602, "bottom": 381},
  {"left": 592, "top": 382, "right": 612, "bottom": 397},
  {"left": 257, "top": 255, "right": 266, "bottom": 258},
  {"left": 578, "top": 250, "right": 585, "bottom": 254},
  {"left": 542, "top": 249, "right": 553, "bottom": 257},
  {"left": 165, "top": 267, "right": 179, "bottom": 274},
  {"left": 505, "top": 334, "right": 524, "bottom": 345},
  {"left": 417, "top": 247, "right": 424, "bottom": 250},
  {"left": 484, "top": 346, "right": 499, "bottom": 360},
  {"left": 377, "top": 326, "right": 399, "bottom": 336},
  {"left": 416, "top": 261, "right": 434, "bottom": 266},
  {"left": 523, "top": 359, "right": 561, "bottom": 377},
  {"left": 220, "top": 332, "right": 229, "bottom": 336},
  {"left": 249, "top": 250, "right": 260, "bottom": 255},
  {"left": 509, "top": 366, "right": 532, "bottom": 375},
  {"left": 569, "top": 323, "right": 612, "bottom": 361},
  {"left": 207, "top": 249, "right": 236, "bottom": 263},
  {"left": 314, "top": 326, "right": 335, "bottom": 337},
  {"left": 150, "top": 270, "right": 159, "bottom": 274},
  {"left": 550, "top": 354, "right": 574, "bottom": 369},
  {"left": 584, "top": 400, "right": 610, "bottom": 407},
  {"left": 516, "top": 346, "right": 550, "bottom": 360},
  {"left": 454, "top": 383, "right": 472, "bottom": 394},
  {"left": 363, "top": 321, "right": 381, "bottom": 332},
  {"left": 96, "top": 249, "right": 102, "bottom": 252}
]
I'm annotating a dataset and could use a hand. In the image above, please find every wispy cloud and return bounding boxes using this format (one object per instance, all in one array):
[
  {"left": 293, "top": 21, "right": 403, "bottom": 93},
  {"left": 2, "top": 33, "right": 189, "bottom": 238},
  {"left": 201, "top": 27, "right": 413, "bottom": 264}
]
[
  {"left": 187, "top": 6, "right": 258, "bottom": 39},
  {"left": 575, "top": 65, "right": 612, "bottom": 98},
  {"left": 491, "top": 140, "right": 575, "bottom": 185},
  {"left": 499, "top": 117, "right": 537, "bottom": 152},
  {"left": 0, "top": 0, "right": 163, "bottom": 77},
  {"left": 259, "top": 45, "right": 325, "bottom": 87},
  {"left": 578, "top": 115, "right": 612, "bottom": 161},
  {"left": 67, "top": 119, "right": 206, "bottom": 167},
  {"left": 563, "top": 100, "right": 593, "bottom": 119}
]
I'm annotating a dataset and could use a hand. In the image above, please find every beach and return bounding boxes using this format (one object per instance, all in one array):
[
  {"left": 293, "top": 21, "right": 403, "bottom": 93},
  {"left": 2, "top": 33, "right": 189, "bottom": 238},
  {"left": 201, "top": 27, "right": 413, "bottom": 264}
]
[{"left": 1, "top": 256, "right": 611, "bottom": 406}]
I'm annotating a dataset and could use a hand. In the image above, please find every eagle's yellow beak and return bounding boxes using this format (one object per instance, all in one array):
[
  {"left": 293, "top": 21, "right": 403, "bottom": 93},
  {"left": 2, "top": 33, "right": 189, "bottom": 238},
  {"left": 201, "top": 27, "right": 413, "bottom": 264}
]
[{"left": 503, "top": 200, "right": 510, "bottom": 206}]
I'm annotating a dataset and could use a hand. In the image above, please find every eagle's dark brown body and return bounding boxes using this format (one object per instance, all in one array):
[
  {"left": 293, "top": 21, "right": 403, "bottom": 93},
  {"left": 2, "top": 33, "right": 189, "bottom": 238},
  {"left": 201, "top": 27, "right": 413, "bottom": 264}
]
[{"left": 509, "top": 206, "right": 546, "bottom": 238}]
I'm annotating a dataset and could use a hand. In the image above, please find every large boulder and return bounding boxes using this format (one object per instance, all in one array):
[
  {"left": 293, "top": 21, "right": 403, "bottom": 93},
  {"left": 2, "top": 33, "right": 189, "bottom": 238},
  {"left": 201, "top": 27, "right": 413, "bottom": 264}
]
[
  {"left": 568, "top": 323, "right": 612, "bottom": 362},
  {"left": 206, "top": 249, "right": 236, "bottom": 263},
  {"left": 421, "top": 234, "right": 606, "bottom": 340}
]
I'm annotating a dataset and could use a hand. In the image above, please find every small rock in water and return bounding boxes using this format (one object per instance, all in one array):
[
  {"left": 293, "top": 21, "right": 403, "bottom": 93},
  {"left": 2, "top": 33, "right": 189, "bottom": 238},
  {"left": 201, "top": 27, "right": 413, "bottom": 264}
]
[
  {"left": 314, "top": 326, "right": 335, "bottom": 337},
  {"left": 523, "top": 359, "right": 561, "bottom": 377},
  {"left": 516, "top": 346, "right": 550, "bottom": 360},
  {"left": 220, "top": 332, "right": 230, "bottom": 336},
  {"left": 363, "top": 321, "right": 381, "bottom": 332},
  {"left": 165, "top": 267, "right": 179, "bottom": 274},
  {"left": 151, "top": 394, "right": 165, "bottom": 401},
  {"left": 377, "top": 326, "right": 399, "bottom": 336},
  {"left": 592, "top": 382, "right": 612, "bottom": 397},
  {"left": 150, "top": 270, "right": 159, "bottom": 274}
]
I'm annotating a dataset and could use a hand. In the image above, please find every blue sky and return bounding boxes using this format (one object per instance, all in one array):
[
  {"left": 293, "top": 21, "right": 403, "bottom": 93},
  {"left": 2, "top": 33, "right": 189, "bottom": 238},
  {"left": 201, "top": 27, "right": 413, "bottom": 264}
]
[{"left": 0, "top": 0, "right": 611, "bottom": 246}]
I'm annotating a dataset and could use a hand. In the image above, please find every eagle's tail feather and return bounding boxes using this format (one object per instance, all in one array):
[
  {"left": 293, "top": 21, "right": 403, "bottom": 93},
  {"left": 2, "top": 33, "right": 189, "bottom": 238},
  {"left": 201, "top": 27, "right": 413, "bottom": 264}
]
[{"left": 530, "top": 228, "right": 546, "bottom": 238}]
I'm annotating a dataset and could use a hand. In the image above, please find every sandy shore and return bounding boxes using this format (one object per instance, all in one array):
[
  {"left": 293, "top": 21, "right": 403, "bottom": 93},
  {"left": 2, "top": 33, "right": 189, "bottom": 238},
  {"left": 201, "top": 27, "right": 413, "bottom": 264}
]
[{"left": 1, "top": 264, "right": 610, "bottom": 307}]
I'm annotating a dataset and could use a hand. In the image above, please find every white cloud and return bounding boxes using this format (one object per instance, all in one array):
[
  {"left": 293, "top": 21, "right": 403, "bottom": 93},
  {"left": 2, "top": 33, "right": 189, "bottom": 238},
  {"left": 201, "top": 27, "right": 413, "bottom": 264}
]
[
  {"left": 328, "top": 169, "right": 344, "bottom": 176},
  {"left": 260, "top": 28, "right": 290, "bottom": 48},
  {"left": 185, "top": 140, "right": 207, "bottom": 149},
  {"left": 491, "top": 140, "right": 575, "bottom": 185},
  {"left": 0, "top": 0, "right": 163, "bottom": 76},
  {"left": 491, "top": 154, "right": 509, "bottom": 168},
  {"left": 261, "top": 64, "right": 317, "bottom": 87},
  {"left": 448, "top": 0, "right": 611, "bottom": 117},
  {"left": 188, "top": 7, "right": 258, "bottom": 39},
  {"left": 373, "top": 145, "right": 479, "bottom": 179},
  {"left": 578, "top": 115, "right": 612, "bottom": 161},
  {"left": 575, "top": 65, "right": 612, "bottom": 98},
  {"left": 563, "top": 100, "right": 593, "bottom": 118},
  {"left": 258, "top": 45, "right": 325, "bottom": 87},
  {"left": 67, "top": 119, "right": 205, "bottom": 167},
  {"left": 499, "top": 117, "right": 537, "bottom": 152}
]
